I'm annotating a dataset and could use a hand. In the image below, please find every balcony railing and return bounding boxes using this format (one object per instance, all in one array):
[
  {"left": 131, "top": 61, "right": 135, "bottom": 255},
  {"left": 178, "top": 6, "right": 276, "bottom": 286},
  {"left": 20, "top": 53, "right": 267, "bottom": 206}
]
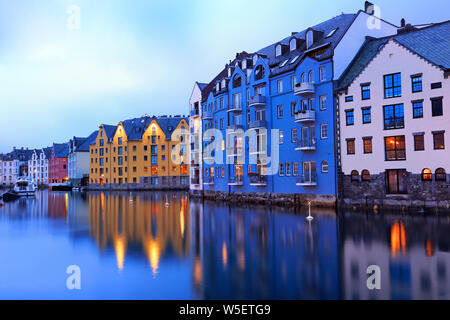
[
  {"left": 202, "top": 111, "right": 213, "bottom": 120},
  {"left": 249, "top": 95, "right": 266, "bottom": 107},
  {"left": 295, "top": 139, "right": 316, "bottom": 151},
  {"left": 203, "top": 176, "right": 214, "bottom": 185},
  {"left": 190, "top": 108, "right": 199, "bottom": 117},
  {"left": 294, "top": 82, "right": 315, "bottom": 96},
  {"left": 248, "top": 120, "right": 266, "bottom": 129},
  {"left": 296, "top": 172, "right": 317, "bottom": 186},
  {"left": 228, "top": 176, "right": 244, "bottom": 186},
  {"left": 249, "top": 174, "right": 267, "bottom": 186},
  {"left": 226, "top": 147, "right": 244, "bottom": 157},
  {"left": 294, "top": 110, "right": 316, "bottom": 123},
  {"left": 228, "top": 104, "right": 242, "bottom": 113},
  {"left": 227, "top": 124, "right": 244, "bottom": 131}
]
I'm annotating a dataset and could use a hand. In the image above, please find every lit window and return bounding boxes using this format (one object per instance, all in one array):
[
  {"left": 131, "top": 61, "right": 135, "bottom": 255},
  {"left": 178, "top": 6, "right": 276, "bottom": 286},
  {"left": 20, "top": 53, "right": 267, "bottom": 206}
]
[
  {"left": 422, "top": 168, "right": 432, "bottom": 181},
  {"left": 433, "top": 131, "right": 445, "bottom": 150}
]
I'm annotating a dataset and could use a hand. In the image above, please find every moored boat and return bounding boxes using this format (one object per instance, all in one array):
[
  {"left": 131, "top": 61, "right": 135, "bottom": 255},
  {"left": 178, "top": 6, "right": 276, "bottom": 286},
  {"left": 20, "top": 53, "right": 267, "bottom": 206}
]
[
  {"left": 13, "top": 177, "right": 37, "bottom": 197},
  {"left": 2, "top": 192, "right": 21, "bottom": 202}
]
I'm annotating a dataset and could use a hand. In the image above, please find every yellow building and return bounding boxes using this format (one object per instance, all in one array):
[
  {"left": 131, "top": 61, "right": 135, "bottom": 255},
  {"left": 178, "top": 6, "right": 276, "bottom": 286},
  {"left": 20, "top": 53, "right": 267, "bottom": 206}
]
[{"left": 89, "top": 116, "right": 189, "bottom": 189}]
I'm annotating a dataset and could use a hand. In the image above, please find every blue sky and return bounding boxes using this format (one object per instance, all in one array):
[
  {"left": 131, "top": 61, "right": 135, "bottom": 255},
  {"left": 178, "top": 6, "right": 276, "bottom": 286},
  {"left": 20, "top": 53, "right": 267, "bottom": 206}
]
[{"left": 0, "top": 0, "right": 448, "bottom": 152}]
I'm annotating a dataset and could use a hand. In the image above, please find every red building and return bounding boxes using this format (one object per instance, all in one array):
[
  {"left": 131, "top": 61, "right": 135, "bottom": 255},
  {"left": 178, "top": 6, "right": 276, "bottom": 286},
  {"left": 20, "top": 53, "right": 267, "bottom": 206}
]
[{"left": 48, "top": 143, "right": 69, "bottom": 184}]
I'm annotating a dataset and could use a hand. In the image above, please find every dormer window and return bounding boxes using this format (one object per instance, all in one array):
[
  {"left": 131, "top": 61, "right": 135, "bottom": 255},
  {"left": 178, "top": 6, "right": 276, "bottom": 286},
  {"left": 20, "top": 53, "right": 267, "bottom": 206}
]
[
  {"left": 255, "top": 65, "right": 265, "bottom": 81},
  {"left": 233, "top": 75, "right": 242, "bottom": 88},
  {"left": 228, "top": 68, "right": 232, "bottom": 77},
  {"left": 306, "top": 30, "right": 313, "bottom": 49},
  {"left": 290, "top": 38, "right": 296, "bottom": 51},
  {"left": 275, "top": 44, "right": 282, "bottom": 57},
  {"left": 242, "top": 59, "right": 247, "bottom": 70},
  {"left": 221, "top": 79, "right": 226, "bottom": 88},
  {"left": 253, "top": 55, "right": 258, "bottom": 65},
  {"left": 216, "top": 82, "right": 220, "bottom": 92}
]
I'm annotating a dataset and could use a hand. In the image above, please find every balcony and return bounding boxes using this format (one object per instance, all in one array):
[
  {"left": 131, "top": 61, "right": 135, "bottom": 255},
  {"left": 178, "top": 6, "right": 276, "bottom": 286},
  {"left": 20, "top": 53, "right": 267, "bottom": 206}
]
[
  {"left": 202, "top": 111, "right": 213, "bottom": 120},
  {"left": 190, "top": 108, "right": 199, "bottom": 117},
  {"left": 249, "top": 174, "right": 267, "bottom": 186},
  {"left": 203, "top": 176, "right": 214, "bottom": 185},
  {"left": 228, "top": 104, "right": 242, "bottom": 113},
  {"left": 228, "top": 124, "right": 244, "bottom": 131},
  {"left": 228, "top": 176, "right": 243, "bottom": 186},
  {"left": 294, "top": 82, "right": 315, "bottom": 96},
  {"left": 295, "top": 139, "right": 316, "bottom": 151},
  {"left": 249, "top": 95, "right": 266, "bottom": 108},
  {"left": 227, "top": 147, "right": 243, "bottom": 157},
  {"left": 248, "top": 120, "right": 266, "bottom": 130},
  {"left": 294, "top": 110, "right": 316, "bottom": 123},
  {"left": 296, "top": 172, "right": 317, "bottom": 186}
]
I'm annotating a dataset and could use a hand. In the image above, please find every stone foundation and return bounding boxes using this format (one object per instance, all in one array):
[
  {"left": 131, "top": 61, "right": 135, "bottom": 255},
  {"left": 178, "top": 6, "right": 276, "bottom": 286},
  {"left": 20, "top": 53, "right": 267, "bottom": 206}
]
[
  {"left": 340, "top": 172, "right": 450, "bottom": 213},
  {"left": 88, "top": 176, "right": 189, "bottom": 191},
  {"left": 190, "top": 190, "right": 336, "bottom": 208}
]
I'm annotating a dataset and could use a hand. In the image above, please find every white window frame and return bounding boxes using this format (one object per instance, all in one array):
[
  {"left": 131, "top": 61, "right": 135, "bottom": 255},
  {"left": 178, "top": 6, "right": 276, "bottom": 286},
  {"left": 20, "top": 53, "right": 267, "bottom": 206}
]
[
  {"left": 276, "top": 45, "right": 282, "bottom": 57},
  {"left": 320, "top": 95, "right": 327, "bottom": 110},
  {"left": 320, "top": 124, "right": 328, "bottom": 140},
  {"left": 320, "top": 67, "right": 326, "bottom": 82},
  {"left": 290, "top": 38, "right": 296, "bottom": 51},
  {"left": 277, "top": 79, "right": 283, "bottom": 93}
]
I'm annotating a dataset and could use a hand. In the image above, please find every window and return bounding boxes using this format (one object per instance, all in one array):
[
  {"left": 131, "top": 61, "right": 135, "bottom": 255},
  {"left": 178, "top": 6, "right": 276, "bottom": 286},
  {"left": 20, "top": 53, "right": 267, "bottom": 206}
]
[
  {"left": 290, "top": 38, "right": 296, "bottom": 51},
  {"left": 435, "top": 168, "right": 446, "bottom": 182},
  {"left": 361, "top": 84, "right": 371, "bottom": 100},
  {"left": 293, "top": 162, "right": 298, "bottom": 176},
  {"left": 347, "top": 139, "right": 355, "bottom": 155},
  {"left": 320, "top": 95, "right": 326, "bottom": 110},
  {"left": 433, "top": 131, "right": 445, "bottom": 150},
  {"left": 118, "top": 137, "right": 123, "bottom": 145},
  {"left": 361, "top": 170, "right": 371, "bottom": 181},
  {"left": 279, "top": 163, "right": 285, "bottom": 176},
  {"left": 320, "top": 124, "right": 328, "bottom": 139},
  {"left": 276, "top": 44, "right": 282, "bottom": 57},
  {"left": 431, "top": 97, "right": 443, "bottom": 117},
  {"left": 308, "top": 70, "right": 314, "bottom": 83},
  {"left": 279, "top": 130, "right": 284, "bottom": 144},
  {"left": 291, "top": 102, "right": 296, "bottom": 116},
  {"left": 276, "top": 105, "right": 283, "bottom": 118},
  {"left": 291, "top": 128, "right": 298, "bottom": 143},
  {"left": 384, "top": 136, "right": 406, "bottom": 161},
  {"left": 255, "top": 65, "right": 265, "bottom": 80},
  {"left": 277, "top": 79, "right": 283, "bottom": 93},
  {"left": 345, "top": 110, "right": 354, "bottom": 126},
  {"left": 233, "top": 75, "right": 241, "bottom": 88},
  {"left": 351, "top": 170, "right": 359, "bottom": 182},
  {"left": 301, "top": 73, "right": 306, "bottom": 83},
  {"left": 431, "top": 82, "right": 442, "bottom": 89},
  {"left": 413, "top": 101, "right": 423, "bottom": 118},
  {"left": 345, "top": 96, "right": 353, "bottom": 102},
  {"left": 414, "top": 134, "right": 425, "bottom": 151},
  {"left": 422, "top": 168, "right": 432, "bottom": 181},
  {"left": 321, "top": 161, "right": 329, "bottom": 173},
  {"left": 386, "top": 169, "right": 408, "bottom": 194},
  {"left": 291, "top": 75, "right": 297, "bottom": 89},
  {"left": 306, "top": 30, "right": 313, "bottom": 48},
  {"left": 286, "top": 163, "right": 292, "bottom": 176},
  {"left": 384, "top": 73, "right": 401, "bottom": 98},
  {"left": 362, "top": 107, "right": 371, "bottom": 124},
  {"left": 383, "top": 104, "right": 404, "bottom": 130},
  {"left": 363, "top": 137, "right": 372, "bottom": 154},
  {"left": 411, "top": 75, "right": 422, "bottom": 93},
  {"left": 319, "top": 67, "right": 326, "bottom": 82}
]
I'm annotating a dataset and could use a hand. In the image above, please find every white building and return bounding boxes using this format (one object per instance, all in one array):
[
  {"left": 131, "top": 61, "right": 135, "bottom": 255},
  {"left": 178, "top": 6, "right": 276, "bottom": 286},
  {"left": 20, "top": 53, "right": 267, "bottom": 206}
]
[
  {"left": 28, "top": 148, "right": 51, "bottom": 186},
  {"left": 68, "top": 132, "right": 97, "bottom": 186},
  {"left": 1, "top": 148, "right": 31, "bottom": 186},
  {"left": 337, "top": 21, "right": 450, "bottom": 204},
  {"left": 189, "top": 82, "right": 207, "bottom": 195}
]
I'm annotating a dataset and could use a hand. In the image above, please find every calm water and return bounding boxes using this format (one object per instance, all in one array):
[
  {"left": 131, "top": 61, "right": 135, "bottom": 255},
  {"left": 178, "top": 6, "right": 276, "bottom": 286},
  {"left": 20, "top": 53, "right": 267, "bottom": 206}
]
[{"left": 0, "top": 190, "right": 449, "bottom": 300}]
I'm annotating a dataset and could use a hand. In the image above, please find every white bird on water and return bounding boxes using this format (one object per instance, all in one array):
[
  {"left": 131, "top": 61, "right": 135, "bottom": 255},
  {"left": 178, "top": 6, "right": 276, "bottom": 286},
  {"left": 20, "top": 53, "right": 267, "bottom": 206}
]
[{"left": 306, "top": 201, "right": 314, "bottom": 221}]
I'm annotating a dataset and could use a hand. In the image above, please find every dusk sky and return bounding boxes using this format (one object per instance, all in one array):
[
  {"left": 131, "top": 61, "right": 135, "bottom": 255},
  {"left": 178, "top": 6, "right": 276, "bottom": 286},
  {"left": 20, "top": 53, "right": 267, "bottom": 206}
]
[{"left": 0, "top": 0, "right": 448, "bottom": 152}]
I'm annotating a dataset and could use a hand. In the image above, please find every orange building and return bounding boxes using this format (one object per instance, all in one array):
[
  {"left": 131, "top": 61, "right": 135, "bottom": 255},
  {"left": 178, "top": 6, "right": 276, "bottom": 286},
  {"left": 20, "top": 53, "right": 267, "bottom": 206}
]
[{"left": 89, "top": 115, "right": 189, "bottom": 190}]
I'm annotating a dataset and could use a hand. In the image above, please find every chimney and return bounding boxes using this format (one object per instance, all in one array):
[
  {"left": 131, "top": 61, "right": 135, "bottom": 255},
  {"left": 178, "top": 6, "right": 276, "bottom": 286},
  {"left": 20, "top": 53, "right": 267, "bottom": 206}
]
[
  {"left": 365, "top": 1, "right": 374, "bottom": 15},
  {"left": 401, "top": 18, "right": 406, "bottom": 28}
]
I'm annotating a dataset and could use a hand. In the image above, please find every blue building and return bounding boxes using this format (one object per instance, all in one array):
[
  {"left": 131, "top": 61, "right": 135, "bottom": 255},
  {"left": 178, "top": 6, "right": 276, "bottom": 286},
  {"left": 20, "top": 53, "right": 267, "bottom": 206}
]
[{"left": 190, "top": 3, "right": 398, "bottom": 206}]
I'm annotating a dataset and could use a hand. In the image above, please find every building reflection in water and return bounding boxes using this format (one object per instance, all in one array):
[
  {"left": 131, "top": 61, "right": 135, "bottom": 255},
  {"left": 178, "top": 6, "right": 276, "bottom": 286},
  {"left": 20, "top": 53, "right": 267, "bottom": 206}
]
[
  {"left": 88, "top": 191, "right": 190, "bottom": 275},
  {"left": 190, "top": 200, "right": 340, "bottom": 300},
  {"left": 340, "top": 212, "right": 450, "bottom": 300}
]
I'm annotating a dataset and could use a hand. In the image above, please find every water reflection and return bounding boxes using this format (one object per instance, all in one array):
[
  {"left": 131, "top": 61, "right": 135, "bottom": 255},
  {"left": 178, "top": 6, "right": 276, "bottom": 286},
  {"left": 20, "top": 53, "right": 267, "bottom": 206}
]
[{"left": 0, "top": 190, "right": 449, "bottom": 300}]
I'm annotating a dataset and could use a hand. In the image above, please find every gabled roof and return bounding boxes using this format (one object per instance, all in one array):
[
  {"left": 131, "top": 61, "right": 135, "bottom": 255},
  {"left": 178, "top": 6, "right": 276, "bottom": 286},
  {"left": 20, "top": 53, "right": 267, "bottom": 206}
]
[
  {"left": 43, "top": 147, "right": 52, "bottom": 159},
  {"left": 101, "top": 124, "right": 117, "bottom": 140},
  {"left": 53, "top": 143, "right": 69, "bottom": 158},
  {"left": 200, "top": 13, "right": 359, "bottom": 101},
  {"left": 121, "top": 116, "right": 153, "bottom": 141},
  {"left": 153, "top": 116, "right": 188, "bottom": 139},
  {"left": 77, "top": 131, "right": 98, "bottom": 152},
  {"left": 337, "top": 20, "right": 450, "bottom": 90}
]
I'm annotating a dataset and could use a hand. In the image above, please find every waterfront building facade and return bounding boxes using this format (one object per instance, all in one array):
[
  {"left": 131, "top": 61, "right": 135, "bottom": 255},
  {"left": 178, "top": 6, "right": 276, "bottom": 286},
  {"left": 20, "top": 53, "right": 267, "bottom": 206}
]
[
  {"left": 189, "top": 82, "right": 207, "bottom": 196},
  {"left": 49, "top": 143, "right": 70, "bottom": 184},
  {"left": 68, "top": 132, "right": 97, "bottom": 187},
  {"left": 1, "top": 148, "right": 33, "bottom": 186},
  {"left": 28, "top": 147, "right": 51, "bottom": 186},
  {"left": 337, "top": 21, "right": 450, "bottom": 208},
  {"left": 89, "top": 115, "right": 189, "bottom": 190},
  {"left": 192, "top": 5, "right": 397, "bottom": 206}
]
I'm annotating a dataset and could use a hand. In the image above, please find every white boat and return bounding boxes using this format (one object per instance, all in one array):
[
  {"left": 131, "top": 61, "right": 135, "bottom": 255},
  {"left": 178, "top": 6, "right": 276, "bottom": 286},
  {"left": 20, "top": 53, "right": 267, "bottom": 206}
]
[{"left": 13, "top": 177, "right": 37, "bottom": 197}]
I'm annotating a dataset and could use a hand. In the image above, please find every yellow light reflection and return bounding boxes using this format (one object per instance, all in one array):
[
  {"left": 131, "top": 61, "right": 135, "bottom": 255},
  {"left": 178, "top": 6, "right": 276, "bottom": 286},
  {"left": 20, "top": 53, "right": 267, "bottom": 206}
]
[
  {"left": 147, "top": 239, "right": 160, "bottom": 275},
  {"left": 391, "top": 221, "right": 406, "bottom": 257},
  {"left": 114, "top": 236, "right": 126, "bottom": 271},
  {"left": 194, "top": 256, "right": 202, "bottom": 286},
  {"left": 180, "top": 210, "right": 185, "bottom": 237},
  {"left": 222, "top": 242, "right": 228, "bottom": 268}
]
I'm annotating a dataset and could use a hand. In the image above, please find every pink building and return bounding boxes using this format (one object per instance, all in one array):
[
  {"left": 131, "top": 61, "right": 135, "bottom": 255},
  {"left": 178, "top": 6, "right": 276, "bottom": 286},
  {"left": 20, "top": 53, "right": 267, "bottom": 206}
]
[{"left": 49, "top": 143, "right": 69, "bottom": 184}]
